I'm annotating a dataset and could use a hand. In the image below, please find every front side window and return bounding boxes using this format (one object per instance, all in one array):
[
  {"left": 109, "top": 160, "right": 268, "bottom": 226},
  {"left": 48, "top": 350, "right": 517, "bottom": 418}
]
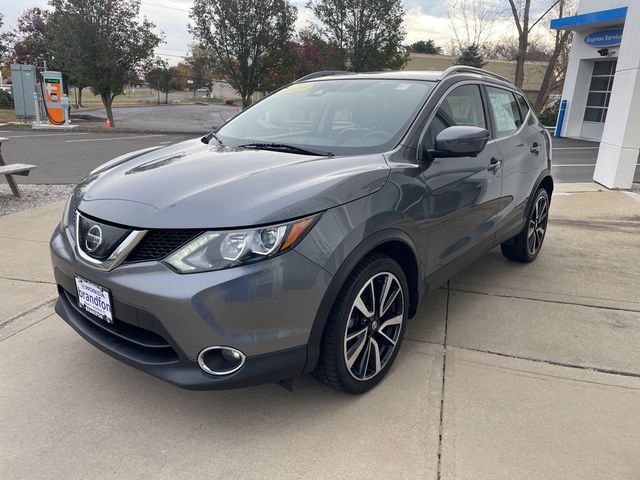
[
  {"left": 423, "top": 84, "right": 486, "bottom": 150},
  {"left": 486, "top": 86, "right": 521, "bottom": 137},
  {"left": 216, "top": 79, "right": 435, "bottom": 155}
]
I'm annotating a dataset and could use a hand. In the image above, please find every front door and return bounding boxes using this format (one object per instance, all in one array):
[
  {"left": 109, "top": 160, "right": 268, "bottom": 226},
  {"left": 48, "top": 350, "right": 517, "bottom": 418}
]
[{"left": 421, "top": 84, "right": 503, "bottom": 270}]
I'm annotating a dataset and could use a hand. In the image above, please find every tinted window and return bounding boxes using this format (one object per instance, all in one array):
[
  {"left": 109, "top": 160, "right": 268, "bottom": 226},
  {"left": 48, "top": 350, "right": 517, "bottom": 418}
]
[
  {"left": 424, "top": 84, "right": 486, "bottom": 150},
  {"left": 486, "top": 87, "right": 521, "bottom": 137},
  {"left": 516, "top": 94, "right": 530, "bottom": 122},
  {"left": 217, "top": 79, "right": 435, "bottom": 156}
]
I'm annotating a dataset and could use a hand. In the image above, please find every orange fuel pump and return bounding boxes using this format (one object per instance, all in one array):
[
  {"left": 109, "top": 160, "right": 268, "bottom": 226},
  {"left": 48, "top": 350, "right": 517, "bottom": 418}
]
[{"left": 41, "top": 71, "right": 65, "bottom": 125}]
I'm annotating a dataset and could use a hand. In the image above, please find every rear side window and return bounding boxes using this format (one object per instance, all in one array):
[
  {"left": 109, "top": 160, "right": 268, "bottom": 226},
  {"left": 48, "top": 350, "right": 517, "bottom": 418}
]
[
  {"left": 424, "top": 84, "right": 486, "bottom": 149},
  {"left": 486, "top": 86, "right": 521, "bottom": 137},
  {"left": 516, "top": 94, "right": 530, "bottom": 122}
]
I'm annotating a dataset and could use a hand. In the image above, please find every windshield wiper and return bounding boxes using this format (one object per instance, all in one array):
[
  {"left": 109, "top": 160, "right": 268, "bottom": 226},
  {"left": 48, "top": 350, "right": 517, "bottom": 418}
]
[
  {"left": 239, "top": 142, "right": 334, "bottom": 157},
  {"left": 201, "top": 131, "right": 224, "bottom": 146}
]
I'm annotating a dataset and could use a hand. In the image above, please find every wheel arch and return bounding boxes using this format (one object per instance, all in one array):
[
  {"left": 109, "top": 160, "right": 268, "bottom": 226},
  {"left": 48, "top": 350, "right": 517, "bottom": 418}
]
[
  {"left": 304, "top": 229, "right": 423, "bottom": 374},
  {"left": 538, "top": 173, "right": 554, "bottom": 198},
  {"left": 528, "top": 169, "right": 554, "bottom": 215}
]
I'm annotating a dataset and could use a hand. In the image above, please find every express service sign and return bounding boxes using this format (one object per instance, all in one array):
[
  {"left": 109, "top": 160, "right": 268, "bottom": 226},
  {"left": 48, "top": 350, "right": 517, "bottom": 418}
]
[{"left": 585, "top": 29, "right": 623, "bottom": 47}]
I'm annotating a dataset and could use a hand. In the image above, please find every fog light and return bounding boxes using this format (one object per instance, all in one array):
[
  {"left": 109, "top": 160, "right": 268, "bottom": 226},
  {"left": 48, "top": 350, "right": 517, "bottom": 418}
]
[{"left": 198, "top": 346, "right": 246, "bottom": 376}]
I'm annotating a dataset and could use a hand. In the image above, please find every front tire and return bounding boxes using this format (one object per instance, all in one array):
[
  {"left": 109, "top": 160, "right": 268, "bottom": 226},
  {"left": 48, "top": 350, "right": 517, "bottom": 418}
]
[
  {"left": 501, "top": 188, "right": 550, "bottom": 262},
  {"left": 313, "top": 253, "right": 409, "bottom": 394}
]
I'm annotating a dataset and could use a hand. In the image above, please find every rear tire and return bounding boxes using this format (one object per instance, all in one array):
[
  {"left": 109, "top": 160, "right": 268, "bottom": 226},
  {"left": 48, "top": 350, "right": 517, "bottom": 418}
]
[
  {"left": 313, "top": 253, "right": 409, "bottom": 394},
  {"left": 501, "top": 188, "right": 550, "bottom": 262}
]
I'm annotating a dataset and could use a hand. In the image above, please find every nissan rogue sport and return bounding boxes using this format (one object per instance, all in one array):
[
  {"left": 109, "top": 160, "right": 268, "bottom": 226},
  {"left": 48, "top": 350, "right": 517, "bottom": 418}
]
[{"left": 51, "top": 67, "right": 553, "bottom": 394}]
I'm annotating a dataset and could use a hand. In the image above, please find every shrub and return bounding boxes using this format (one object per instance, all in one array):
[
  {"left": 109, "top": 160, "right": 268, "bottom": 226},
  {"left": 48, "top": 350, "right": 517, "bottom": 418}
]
[
  {"left": 224, "top": 99, "right": 235, "bottom": 105},
  {"left": 539, "top": 100, "right": 560, "bottom": 127},
  {"left": 0, "top": 90, "right": 14, "bottom": 109}
]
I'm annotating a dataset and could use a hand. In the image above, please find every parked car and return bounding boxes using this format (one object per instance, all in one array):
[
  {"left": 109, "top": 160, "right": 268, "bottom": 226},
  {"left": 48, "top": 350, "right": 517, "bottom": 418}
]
[{"left": 51, "top": 67, "right": 553, "bottom": 394}]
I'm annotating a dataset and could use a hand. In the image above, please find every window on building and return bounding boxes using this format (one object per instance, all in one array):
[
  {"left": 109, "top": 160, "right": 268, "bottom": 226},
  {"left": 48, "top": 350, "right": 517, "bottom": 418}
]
[{"left": 584, "top": 60, "right": 617, "bottom": 123}]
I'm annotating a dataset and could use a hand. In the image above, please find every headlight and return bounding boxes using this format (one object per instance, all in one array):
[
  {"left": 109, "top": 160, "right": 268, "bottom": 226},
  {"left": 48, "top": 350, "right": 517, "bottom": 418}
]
[{"left": 163, "top": 214, "right": 320, "bottom": 273}]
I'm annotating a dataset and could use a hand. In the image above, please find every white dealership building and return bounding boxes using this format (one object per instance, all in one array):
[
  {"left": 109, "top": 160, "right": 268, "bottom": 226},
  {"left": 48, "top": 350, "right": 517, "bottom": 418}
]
[{"left": 551, "top": 0, "right": 639, "bottom": 188}]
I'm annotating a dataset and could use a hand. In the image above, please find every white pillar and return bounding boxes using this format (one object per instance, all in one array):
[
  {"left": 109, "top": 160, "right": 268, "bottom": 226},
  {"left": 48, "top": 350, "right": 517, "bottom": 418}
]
[{"left": 593, "top": 7, "right": 640, "bottom": 189}]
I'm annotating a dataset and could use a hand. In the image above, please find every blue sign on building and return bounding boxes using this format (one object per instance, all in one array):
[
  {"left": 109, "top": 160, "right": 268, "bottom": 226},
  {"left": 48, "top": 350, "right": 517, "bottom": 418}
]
[{"left": 584, "top": 28, "right": 623, "bottom": 47}]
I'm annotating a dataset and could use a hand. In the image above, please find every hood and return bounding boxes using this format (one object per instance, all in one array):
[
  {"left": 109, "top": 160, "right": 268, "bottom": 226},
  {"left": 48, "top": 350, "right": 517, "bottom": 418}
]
[{"left": 75, "top": 138, "right": 390, "bottom": 229}]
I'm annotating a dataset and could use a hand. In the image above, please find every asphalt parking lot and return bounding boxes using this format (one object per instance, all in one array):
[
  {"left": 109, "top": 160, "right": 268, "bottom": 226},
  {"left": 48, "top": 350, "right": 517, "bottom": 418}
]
[
  {"left": 1, "top": 129, "right": 639, "bottom": 185},
  {"left": 1, "top": 186, "right": 640, "bottom": 479},
  {"left": 1, "top": 130, "right": 193, "bottom": 184},
  {"left": 73, "top": 103, "right": 238, "bottom": 133}
]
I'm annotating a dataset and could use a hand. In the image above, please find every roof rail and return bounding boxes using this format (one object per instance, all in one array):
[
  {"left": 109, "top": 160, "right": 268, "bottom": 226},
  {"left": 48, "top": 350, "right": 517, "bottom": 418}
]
[
  {"left": 294, "top": 70, "right": 353, "bottom": 82},
  {"left": 439, "top": 66, "right": 510, "bottom": 83}
]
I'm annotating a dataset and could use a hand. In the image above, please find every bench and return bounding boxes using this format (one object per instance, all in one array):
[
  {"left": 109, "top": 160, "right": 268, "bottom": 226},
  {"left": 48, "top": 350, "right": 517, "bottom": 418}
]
[{"left": 0, "top": 137, "right": 36, "bottom": 198}]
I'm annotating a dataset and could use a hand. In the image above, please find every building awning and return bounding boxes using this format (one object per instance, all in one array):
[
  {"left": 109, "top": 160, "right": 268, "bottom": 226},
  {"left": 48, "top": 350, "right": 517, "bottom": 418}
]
[{"left": 551, "top": 6, "right": 627, "bottom": 31}]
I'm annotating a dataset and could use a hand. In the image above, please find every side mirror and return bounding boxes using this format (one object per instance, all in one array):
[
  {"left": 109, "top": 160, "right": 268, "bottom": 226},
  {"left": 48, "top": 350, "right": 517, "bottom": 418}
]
[{"left": 427, "top": 126, "right": 490, "bottom": 159}]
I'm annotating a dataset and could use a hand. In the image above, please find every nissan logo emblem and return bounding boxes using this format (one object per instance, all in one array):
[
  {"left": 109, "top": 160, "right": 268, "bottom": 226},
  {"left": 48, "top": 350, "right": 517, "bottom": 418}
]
[{"left": 85, "top": 225, "right": 103, "bottom": 252}]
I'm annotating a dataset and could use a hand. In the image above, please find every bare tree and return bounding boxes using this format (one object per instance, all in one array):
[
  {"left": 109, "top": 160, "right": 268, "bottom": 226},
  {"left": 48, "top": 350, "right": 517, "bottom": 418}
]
[
  {"left": 447, "top": 0, "right": 501, "bottom": 54},
  {"left": 533, "top": 0, "right": 574, "bottom": 112},
  {"left": 506, "top": 0, "right": 562, "bottom": 89}
]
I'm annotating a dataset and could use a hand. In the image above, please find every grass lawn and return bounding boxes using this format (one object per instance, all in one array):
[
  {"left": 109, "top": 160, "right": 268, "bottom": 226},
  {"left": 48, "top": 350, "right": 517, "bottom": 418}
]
[
  {"left": 0, "top": 109, "right": 16, "bottom": 123},
  {"left": 196, "top": 97, "right": 243, "bottom": 107},
  {"left": 73, "top": 89, "right": 151, "bottom": 107}
]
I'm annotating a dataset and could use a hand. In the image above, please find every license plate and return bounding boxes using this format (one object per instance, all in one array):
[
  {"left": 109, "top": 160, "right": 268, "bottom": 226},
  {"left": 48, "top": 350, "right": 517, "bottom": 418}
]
[{"left": 75, "top": 276, "right": 113, "bottom": 324}]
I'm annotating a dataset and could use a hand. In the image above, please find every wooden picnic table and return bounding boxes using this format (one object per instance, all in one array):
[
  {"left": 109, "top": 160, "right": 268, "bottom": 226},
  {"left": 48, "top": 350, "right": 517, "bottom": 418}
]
[{"left": 0, "top": 137, "right": 37, "bottom": 198}]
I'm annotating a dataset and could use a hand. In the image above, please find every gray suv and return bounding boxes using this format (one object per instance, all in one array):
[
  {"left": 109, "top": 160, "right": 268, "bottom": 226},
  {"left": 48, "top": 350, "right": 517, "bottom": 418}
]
[{"left": 51, "top": 67, "right": 552, "bottom": 394}]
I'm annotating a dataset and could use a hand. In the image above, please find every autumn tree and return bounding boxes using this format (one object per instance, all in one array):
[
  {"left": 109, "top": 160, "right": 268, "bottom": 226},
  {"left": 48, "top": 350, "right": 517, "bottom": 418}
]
[
  {"left": 190, "top": 0, "right": 297, "bottom": 107},
  {"left": 0, "top": 14, "right": 7, "bottom": 64},
  {"left": 307, "top": 0, "right": 407, "bottom": 72},
  {"left": 6, "top": 8, "right": 51, "bottom": 67},
  {"left": 48, "top": 0, "right": 161, "bottom": 127}
]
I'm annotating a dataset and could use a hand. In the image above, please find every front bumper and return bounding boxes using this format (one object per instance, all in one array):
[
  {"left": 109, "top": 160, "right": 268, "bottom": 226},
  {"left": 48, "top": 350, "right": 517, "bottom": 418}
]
[{"left": 50, "top": 225, "right": 333, "bottom": 389}]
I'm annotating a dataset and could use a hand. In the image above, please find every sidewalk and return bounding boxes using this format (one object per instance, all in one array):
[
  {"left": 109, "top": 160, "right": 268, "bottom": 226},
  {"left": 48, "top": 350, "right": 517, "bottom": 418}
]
[{"left": 1, "top": 185, "right": 639, "bottom": 479}]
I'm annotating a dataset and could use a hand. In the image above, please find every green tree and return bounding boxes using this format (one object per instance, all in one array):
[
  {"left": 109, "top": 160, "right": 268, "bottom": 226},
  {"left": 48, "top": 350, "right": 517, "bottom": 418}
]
[
  {"left": 144, "top": 59, "right": 185, "bottom": 104},
  {"left": 186, "top": 44, "right": 213, "bottom": 98},
  {"left": 48, "top": 0, "right": 162, "bottom": 127},
  {"left": 455, "top": 44, "right": 485, "bottom": 68},
  {"left": 190, "top": 0, "right": 297, "bottom": 107},
  {"left": 407, "top": 39, "right": 442, "bottom": 55},
  {"left": 307, "top": 0, "right": 407, "bottom": 72}
]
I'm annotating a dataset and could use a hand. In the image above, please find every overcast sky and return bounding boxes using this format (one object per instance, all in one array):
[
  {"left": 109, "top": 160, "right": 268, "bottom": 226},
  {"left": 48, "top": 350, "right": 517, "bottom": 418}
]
[{"left": 2, "top": 0, "right": 556, "bottom": 64}]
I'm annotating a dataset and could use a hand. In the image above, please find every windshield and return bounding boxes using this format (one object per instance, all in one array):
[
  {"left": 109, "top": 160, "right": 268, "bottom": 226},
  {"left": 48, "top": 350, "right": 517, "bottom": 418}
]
[{"left": 216, "top": 79, "right": 435, "bottom": 156}]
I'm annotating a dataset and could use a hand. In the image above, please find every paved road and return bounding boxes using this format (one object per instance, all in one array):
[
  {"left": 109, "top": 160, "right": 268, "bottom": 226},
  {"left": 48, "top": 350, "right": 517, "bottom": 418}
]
[
  {"left": 73, "top": 104, "right": 239, "bottom": 133},
  {"left": 1, "top": 130, "right": 194, "bottom": 184},
  {"left": 2, "top": 188, "right": 640, "bottom": 479},
  {"left": 551, "top": 136, "right": 640, "bottom": 183},
  {"left": 2, "top": 129, "right": 639, "bottom": 185}
]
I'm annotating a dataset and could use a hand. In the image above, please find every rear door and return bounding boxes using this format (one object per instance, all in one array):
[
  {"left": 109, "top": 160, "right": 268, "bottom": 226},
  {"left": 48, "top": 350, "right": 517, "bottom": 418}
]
[
  {"left": 420, "top": 83, "right": 504, "bottom": 270},
  {"left": 484, "top": 86, "right": 547, "bottom": 238}
]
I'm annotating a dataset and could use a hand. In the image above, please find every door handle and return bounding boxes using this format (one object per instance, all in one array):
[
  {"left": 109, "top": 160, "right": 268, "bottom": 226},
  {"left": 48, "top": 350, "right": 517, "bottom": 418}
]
[
  {"left": 530, "top": 142, "right": 541, "bottom": 154},
  {"left": 487, "top": 157, "right": 502, "bottom": 172}
]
